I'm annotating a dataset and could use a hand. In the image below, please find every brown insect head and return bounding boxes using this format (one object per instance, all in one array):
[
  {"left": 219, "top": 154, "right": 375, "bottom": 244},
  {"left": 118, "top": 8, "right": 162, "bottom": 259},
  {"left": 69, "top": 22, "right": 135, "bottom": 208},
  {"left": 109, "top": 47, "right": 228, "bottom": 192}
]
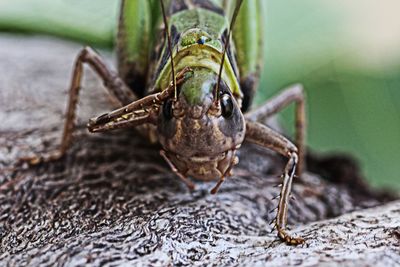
[{"left": 157, "top": 67, "right": 245, "bottom": 181}]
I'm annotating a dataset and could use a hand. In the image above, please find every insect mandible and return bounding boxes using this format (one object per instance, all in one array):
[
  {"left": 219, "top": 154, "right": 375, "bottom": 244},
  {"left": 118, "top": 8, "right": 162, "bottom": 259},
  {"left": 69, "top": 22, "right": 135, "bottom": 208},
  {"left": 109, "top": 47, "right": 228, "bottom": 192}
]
[{"left": 21, "top": 0, "right": 307, "bottom": 245}]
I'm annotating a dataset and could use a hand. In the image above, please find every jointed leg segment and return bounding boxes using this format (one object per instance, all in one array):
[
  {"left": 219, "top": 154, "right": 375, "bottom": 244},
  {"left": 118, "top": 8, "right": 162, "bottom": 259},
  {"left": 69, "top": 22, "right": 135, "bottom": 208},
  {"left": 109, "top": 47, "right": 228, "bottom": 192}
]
[
  {"left": 245, "top": 84, "right": 307, "bottom": 245},
  {"left": 60, "top": 47, "right": 138, "bottom": 156},
  {"left": 21, "top": 47, "right": 137, "bottom": 165},
  {"left": 245, "top": 84, "right": 306, "bottom": 175},
  {"left": 245, "top": 121, "right": 304, "bottom": 245},
  {"left": 275, "top": 152, "right": 304, "bottom": 245}
]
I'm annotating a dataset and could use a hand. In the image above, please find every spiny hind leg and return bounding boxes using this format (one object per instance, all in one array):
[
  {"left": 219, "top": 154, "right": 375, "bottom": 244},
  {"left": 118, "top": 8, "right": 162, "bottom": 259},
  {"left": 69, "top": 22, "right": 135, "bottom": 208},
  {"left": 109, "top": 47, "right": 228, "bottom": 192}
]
[
  {"left": 20, "top": 46, "right": 138, "bottom": 166},
  {"left": 245, "top": 121, "right": 305, "bottom": 245},
  {"left": 245, "top": 84, "right": 306, "bottom": 176}
]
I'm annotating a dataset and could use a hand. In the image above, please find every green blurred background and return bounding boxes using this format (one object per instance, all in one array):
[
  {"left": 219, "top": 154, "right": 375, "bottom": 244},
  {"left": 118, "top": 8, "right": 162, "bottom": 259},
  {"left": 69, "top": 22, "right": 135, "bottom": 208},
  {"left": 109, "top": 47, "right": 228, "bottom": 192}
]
[{"left": 0, "top": 0, "right": 399, "bottom": 190}]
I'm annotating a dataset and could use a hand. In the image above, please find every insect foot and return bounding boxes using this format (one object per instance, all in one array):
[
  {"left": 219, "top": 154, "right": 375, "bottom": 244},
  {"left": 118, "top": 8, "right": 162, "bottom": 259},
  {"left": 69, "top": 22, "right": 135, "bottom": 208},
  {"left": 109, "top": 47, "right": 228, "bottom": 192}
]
[
  {"left": 277, "top": 228, "right": 305, "bottom": 246},
  {"left": 18, "top": 150, "right": 63, "bottom": 167}
]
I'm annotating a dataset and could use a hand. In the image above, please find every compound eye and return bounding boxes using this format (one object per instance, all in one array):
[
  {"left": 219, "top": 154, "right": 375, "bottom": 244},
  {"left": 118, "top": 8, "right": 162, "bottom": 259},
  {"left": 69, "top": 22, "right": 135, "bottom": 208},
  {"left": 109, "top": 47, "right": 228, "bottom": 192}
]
[
  {"left": 162, "top": 99, "right": 174, "bottom": 120},
  {"left": 220, "top": 93, "right": 234, "bottom": 118}
]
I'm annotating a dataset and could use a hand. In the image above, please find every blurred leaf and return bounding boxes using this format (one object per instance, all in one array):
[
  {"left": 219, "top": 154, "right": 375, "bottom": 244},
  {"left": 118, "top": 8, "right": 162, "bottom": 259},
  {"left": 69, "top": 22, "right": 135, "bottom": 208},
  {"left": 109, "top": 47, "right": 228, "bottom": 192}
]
[{"left": 0, "top": 0, "right": 118, "bottom": 47}]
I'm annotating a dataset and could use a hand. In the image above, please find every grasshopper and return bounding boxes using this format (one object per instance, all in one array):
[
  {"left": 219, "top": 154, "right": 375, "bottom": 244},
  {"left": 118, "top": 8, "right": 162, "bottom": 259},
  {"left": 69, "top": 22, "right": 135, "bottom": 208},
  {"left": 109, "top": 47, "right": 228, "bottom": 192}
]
[{"left": 21, "top": 0, "right": 306, "bottom": 245}]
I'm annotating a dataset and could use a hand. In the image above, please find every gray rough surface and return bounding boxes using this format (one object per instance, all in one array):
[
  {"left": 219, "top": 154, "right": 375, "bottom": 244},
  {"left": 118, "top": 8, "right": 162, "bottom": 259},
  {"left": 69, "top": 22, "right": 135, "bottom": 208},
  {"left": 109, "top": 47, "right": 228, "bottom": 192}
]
[{"left": 0, "top": 36, "right": 399, "bottom": 267}]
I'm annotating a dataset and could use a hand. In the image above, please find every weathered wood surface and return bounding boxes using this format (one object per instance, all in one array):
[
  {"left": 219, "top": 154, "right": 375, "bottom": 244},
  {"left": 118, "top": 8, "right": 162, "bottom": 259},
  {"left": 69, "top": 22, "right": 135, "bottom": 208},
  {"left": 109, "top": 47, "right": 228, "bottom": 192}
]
[{"left": 0, "top": 36, "right": 398, "bottom": 267}]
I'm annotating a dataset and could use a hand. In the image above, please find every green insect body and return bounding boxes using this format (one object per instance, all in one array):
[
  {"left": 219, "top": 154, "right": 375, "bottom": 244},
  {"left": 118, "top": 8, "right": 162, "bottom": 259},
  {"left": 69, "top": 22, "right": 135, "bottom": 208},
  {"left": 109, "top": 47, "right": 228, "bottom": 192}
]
[
  {"left": 118, "top": 0, "right": 261, "bottom": 108},
  {"left": 23, "top": 0, "right": 307, "bottom": 245},
  {"left": 115, "top": 0, "right": 264, "bottom": 182}
]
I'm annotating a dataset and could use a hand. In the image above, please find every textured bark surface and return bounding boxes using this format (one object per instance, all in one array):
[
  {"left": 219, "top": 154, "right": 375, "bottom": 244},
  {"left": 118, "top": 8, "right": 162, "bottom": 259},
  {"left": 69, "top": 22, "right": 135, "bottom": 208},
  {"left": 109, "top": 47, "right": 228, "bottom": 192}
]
[{"left": 0, "top": 36, "right": 398, "bottom": 266}]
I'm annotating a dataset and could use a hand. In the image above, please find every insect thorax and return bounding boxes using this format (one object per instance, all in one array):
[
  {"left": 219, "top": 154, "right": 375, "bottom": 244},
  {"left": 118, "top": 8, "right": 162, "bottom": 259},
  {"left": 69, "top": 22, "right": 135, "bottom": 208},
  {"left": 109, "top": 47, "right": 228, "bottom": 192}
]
[{"left": 150, "top": 7, "right": 242, "bottom": 105}]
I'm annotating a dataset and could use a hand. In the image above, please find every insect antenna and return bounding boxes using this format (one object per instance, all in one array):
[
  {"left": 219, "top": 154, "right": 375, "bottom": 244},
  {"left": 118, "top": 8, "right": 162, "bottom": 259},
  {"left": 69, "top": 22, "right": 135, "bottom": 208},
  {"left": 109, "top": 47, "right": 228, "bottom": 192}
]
[
  {"left": 214, "top": 0, "right": 243, "bottom": 102},
  {"left": 160, "top": 0, "right": 177, "bottom": 100}
]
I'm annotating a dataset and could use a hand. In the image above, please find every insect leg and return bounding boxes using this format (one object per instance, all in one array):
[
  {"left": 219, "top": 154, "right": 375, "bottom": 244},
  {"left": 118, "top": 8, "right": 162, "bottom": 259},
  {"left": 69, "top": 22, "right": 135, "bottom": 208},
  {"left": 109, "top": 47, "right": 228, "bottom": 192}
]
[
  {"left": 245, "top": 84, "right": 306, "bottom": 176},
  {"left": 87, "top": 67, "right": 190, "bottom": 133},
  {"left": 20, "top": 47, "right": 137, "bottom": 165},
  {"left": 245, "top": 121, "right": 305, "bottom": 245}
]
